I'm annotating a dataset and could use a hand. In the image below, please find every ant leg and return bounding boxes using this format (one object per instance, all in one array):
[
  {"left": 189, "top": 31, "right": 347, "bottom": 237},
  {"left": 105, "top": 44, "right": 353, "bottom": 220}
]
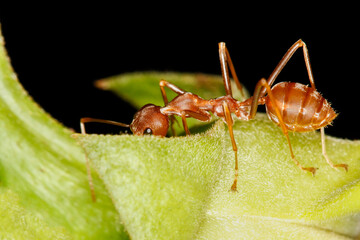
[
  {"left": 222, "top": 101, "right": 239, "bottom": 191},
  {"left": 253, "top": 79, "right": 317, "bottom": 175},
  {"left": 80, "top": 118, "right": 130, "bottom": 202},
  {"left": 249, "top": 77, "right": 269, "bottom": 120},
  {"left": 159, "top": 80, "right": 185, "bottom": 105},
  {"left": 218, "top": 42, "right": 244, "bottom": 98},
  {"left": 259, "top": 39, "right": 316, "bottom": 98},
  {"left": 180, "top": 112, "right": 191, "bottom": 136},
  {"left": 159, "top": 80, "right": 185, "bottom": 136},
  {"left": 321, "top": 127, "right": 348, "bottom": 171}
]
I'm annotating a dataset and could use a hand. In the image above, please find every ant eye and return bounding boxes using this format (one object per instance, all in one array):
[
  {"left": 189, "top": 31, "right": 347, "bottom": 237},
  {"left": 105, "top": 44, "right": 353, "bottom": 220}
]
[{"left": 143, "top": 128, "right": 153, "bottom": 135}]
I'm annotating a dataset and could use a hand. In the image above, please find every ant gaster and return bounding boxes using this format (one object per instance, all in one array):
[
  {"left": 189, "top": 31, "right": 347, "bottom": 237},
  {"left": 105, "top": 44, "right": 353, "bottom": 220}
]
[{"left": 81, "top": 40, "right": 347, "bottom": 201}]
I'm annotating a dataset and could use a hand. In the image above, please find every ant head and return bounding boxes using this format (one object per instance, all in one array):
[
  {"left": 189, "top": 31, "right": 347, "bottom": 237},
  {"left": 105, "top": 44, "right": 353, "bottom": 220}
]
[{"left": 130, "top": 104, "right": 169, "bottom": 136}]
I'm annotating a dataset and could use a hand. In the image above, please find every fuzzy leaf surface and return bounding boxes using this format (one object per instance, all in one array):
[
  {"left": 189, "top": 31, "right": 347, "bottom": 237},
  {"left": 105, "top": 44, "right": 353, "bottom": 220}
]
[{"left": 76, "top": 115, "right": 360, "bottom": 240}]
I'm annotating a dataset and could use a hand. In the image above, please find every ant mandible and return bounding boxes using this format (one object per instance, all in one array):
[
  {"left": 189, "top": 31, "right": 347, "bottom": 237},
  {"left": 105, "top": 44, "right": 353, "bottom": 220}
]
[{"left": 81, "top": 40, "right": 347, "bottom": 200}]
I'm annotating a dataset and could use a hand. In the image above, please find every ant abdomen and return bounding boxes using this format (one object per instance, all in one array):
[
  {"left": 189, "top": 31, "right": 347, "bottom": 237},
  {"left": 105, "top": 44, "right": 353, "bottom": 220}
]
[{"left": 265, "top": 82, "right": 337, "bottom": 132}]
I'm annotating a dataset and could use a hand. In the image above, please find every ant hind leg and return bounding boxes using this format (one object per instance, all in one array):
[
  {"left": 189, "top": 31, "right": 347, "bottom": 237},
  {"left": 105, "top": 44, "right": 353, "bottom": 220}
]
[
  {"left": 321, "top": 127, "right": 348, "bottom": 171},
  {"left": 252, "top": 79, "right": 317, "bottom": 175}
]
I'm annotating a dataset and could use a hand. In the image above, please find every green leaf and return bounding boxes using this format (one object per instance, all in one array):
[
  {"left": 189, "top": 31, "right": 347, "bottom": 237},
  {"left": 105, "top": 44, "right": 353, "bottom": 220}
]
[
  {"left": 75, "top": 114, "right": 360, "bottom": 240},
  {"left": 0, "top": 26, "right": 129, "bottom": 239},
  {"left": 0, "top": 189, "right": 72, "bottom": 240},
  {"left": 96, "top": 72, "right": 249, "bottom": 134}
]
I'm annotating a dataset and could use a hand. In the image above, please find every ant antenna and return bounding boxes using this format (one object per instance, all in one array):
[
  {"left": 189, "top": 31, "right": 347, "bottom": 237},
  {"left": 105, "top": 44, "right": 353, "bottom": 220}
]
[
  {"left": 80, "top": 117, "right": 130, "bottom": 202},
  {"left": 80, "top": 117, "right": 130, "bottom": 134}
]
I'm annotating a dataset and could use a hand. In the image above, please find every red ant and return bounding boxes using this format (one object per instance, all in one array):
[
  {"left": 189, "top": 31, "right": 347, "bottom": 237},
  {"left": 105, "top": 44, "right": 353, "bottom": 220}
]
[{"left": 81, "top": 39, "right": 347, "bottom": 200}]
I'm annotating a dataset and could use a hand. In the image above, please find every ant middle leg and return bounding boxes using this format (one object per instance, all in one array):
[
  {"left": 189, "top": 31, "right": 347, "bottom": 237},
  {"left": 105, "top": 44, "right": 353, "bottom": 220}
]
[
  {"left": 218, "top": 42, "right": 244, "bottom": 98},
  {"left": 222, "top": 101, "right": 239, "bottom": 191},
  {"left": 250, "top": 79, "right": 317, "bottom": 175}
]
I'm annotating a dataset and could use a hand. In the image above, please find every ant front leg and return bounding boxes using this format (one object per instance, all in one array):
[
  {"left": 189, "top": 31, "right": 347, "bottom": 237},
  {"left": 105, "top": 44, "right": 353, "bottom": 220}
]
[
  {"left": 159, "top": 80, "right": 185, "bottom": 104},
  {"left": 222, "top": 101, "right": 239, "bottom": 192},
  {"left": 218, "top": 42, "right": 244, "bottom": 98},
  {"left": 250, "top": 79, "right": 317, "bottom": 175},
  {"left": 159, "top": 80, "right": 186, "bottom": 136},
  {"left": 180, "top": 112, "right": 191, "bottom": 136}
]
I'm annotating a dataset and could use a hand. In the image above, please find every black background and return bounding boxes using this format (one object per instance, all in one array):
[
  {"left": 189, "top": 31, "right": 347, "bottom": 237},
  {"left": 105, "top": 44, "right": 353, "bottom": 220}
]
[{"left": 0, "top": 7, "right": 359, "bottom": 139}]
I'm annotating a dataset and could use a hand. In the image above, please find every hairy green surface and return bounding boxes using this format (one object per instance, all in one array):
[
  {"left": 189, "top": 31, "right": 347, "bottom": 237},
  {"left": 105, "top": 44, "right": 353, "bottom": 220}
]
[
  {"left": 0, "top": 190, "right": 71, "bottom": 240},
  {"left": 0, "top": 26, "right": 129, "bottom": 239},
  {"left": 89, "top": 67, "right": 360, "bottom": 239},
  {"left": 76, "top": 115, "right": 360, "bottom": 239}
]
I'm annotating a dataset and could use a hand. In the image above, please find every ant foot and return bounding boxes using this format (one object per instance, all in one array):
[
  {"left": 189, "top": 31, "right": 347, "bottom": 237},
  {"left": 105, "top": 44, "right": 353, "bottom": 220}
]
[
  {"left": 301, "top": 167, "right": 317, "bottom": 176},
  {"left": 230, "top": 179, "right": 238, "bottom": 192},
  {"left": 333, "top": 163, "right": 348, "bottom": 172}
]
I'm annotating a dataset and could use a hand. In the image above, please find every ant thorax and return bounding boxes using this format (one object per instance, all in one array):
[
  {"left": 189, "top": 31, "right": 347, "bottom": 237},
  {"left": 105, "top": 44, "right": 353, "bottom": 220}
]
[
  {"left": 160, "top": 92, "right": 212, "bottom": 122},
  {"left": 208, "top": 95, "right": 251, "bottom": 121}
]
